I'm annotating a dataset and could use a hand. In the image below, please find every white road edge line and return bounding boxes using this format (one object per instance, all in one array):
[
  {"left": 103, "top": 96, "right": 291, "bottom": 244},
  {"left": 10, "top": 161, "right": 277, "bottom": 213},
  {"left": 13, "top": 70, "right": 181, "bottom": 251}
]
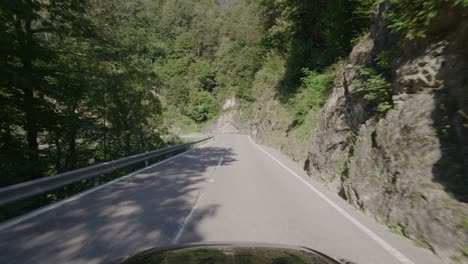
[
  {"left": 0, "top": 138, "right": 216, "bottom": 232},
  {"left": 248, "top": 136, "right": 415, "bottom": 264}
]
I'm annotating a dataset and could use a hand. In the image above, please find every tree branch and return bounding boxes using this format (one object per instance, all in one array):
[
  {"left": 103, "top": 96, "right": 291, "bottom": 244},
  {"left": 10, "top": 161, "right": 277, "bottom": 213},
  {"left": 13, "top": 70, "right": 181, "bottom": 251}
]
[{"left": 32, "top": 27, "right": 54, "bottom": 34}]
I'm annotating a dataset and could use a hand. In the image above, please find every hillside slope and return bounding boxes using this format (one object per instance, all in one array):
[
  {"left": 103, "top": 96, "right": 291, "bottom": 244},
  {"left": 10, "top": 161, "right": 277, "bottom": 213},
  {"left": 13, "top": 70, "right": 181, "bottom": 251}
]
[{"left": 211, "top": 3, "right": 468, "bottom": 263}]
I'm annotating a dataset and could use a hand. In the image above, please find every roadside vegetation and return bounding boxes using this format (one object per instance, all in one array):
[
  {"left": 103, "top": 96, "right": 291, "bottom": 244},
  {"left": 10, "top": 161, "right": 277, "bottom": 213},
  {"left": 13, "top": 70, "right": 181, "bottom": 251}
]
[{"left": 1, "top": 0, "right": 466, "bottom": 224}]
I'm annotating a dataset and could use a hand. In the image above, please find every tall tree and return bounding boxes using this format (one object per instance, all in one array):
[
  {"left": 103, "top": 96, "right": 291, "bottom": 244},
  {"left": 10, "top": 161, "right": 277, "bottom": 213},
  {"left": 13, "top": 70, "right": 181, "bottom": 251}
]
[{"left": 0, "top": 0, "right": 88, "bottom": 180}]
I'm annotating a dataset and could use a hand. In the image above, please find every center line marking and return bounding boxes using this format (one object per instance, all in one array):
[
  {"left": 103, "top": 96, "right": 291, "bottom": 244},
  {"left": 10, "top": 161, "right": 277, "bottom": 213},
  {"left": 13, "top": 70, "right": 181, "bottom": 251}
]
[
  {"left": 208, "top": 157, "right": 224, "bottom": 179},
  {"left": 171, "top": 155, "right": 224, "bottom": 244},
  {"left": 171, "top": 192, "right": 203, "bottom": 245}
]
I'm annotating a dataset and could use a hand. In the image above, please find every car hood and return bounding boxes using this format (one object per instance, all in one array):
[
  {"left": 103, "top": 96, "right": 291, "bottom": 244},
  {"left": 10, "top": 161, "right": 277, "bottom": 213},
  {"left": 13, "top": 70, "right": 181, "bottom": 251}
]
[{"left": 113, "top": 242, "right": 355, "bottom": 264}]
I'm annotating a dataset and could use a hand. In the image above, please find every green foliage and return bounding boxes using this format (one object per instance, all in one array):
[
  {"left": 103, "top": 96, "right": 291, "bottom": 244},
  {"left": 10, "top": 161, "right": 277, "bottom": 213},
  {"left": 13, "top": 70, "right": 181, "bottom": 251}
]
[
  {"left": 0, "top": 0, "right": 168, "bottom": 187},
  {"left": 415, "top": 238, "right": 434, "bottom": 251},
  {"left": 384, "top": 0, "right": 468, "bottom": 39},
  {"left": 338, "top": 155, "right": 351, "bottom": 177},
  {"left": 460, "top": 218, "right": 468, "bottom": 230},
  {"left": 292, "top": 69, "right": 335, "bottom": 125},
  {"left": 185, "top": 91, "right": 219, "bottom": 123},
  {"left": 192, "top": 59, "right": 216, "bottom": 91},
  {"left": 174, "top": 32, "right": 196, "bottom": 55},
  {"left": 461, "top": 247, "right": 468, "bottom": 257},
  {"left": 150, "top": 0, "right": 262, "bottom": 121},
  {"left": 353, "top": 0, "right": 382, "bottom": 18},
  {"left": 388, "top": 222, "right": 405, "bottom": 236},
  {"left": 259, "top": 0, "right": 375, "bottom": 94},
  {"left": 450, "top": 246, "right": 468, "bottom": 263},
  {"left": 376, "top": 51, "right": 394, "bottom": 70},
  {"left": 236, "top": 83, "right": 255, "bottom": 102},
  {"left": 352, "top": 67, "right": 393, "bottom": 113},
  {"left": 251, "top": 52, "right": 285, "bottom": 98},
  {"left": 165, "top": 78, "right": 190, "bottom": 108},
  {"left": 384, "top": 0, "right": 439, "bottom": 39},
  {"left": 8, "top": 0, "right": 465, "bottom": 194}
]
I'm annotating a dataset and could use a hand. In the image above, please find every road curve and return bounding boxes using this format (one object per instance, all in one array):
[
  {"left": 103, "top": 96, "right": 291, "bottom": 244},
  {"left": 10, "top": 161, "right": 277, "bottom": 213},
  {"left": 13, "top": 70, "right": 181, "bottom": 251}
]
[{"left": 0, "top": 134, "right": 442, "bottom": 264}]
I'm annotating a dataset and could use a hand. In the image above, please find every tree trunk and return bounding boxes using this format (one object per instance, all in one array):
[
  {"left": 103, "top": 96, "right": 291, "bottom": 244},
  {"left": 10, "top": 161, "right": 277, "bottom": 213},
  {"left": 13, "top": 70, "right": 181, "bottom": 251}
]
[
  {"left": 125, "top": 133, "right": 131, "bottom": 155},
  {"left": 20, "top": 17, "right": 42, "bottom": 180},
  {"left": 139, "top": 128, "right": 144, "bottom": 152},
  {"left": 64, "top": 126, "right": 78, "bottom": 170},
  {"left": 55, "top": 137, "right": 63, "bottom": 173}
]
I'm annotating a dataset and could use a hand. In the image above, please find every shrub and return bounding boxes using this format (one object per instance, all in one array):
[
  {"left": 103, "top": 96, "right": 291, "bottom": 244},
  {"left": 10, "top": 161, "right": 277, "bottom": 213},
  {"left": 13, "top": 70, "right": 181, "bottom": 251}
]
[
  {"left": 352, "top": 67, "right": 393, "bottom": 113},
  {"left": 460, "top": 218, "right": 468, "bottom": 230},
  {"left": 388, "top": 222, "right": 405, "bottom": 236},
  {"left": 184, "top": 91, "right": 219, "bottom": 123},
  {"left": 236, "top": 82, "right": 255, "bottom": 102},
  {"left": 292, "top": 69, "right": 335, "bottom": 125},
  {"left": 384, "top": 0, "right": 468, "bottom": 39},
  {"left": 251, "top": 52, "right": 285, "bottom": 99},
  {"left": 192, "top": 59, "right": 216, "bottom": 91}
]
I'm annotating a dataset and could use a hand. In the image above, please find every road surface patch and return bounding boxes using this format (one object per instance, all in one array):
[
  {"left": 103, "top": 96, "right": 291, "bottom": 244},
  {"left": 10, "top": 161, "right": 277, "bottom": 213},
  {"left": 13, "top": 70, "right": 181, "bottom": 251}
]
[{"left": 247, "top": 136, "right": 415, "bottom": 264}]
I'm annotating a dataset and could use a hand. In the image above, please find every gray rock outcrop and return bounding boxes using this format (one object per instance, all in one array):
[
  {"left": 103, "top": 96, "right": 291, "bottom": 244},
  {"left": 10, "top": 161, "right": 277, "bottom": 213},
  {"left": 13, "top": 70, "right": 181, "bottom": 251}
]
[{"left": 305, "top": 6, "right": 468, "bottom": 262}]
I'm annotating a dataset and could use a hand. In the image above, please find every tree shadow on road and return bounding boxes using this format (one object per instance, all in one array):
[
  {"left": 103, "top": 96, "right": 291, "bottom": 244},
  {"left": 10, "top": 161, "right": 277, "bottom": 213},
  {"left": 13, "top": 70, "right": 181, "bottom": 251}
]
[{"left": 0, "top": 146, "right": 237, "bottom": 264}]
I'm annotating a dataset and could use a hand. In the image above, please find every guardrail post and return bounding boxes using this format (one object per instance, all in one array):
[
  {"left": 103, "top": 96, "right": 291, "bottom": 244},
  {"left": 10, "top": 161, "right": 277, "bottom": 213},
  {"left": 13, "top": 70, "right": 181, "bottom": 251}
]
[
  {"left": 145, "top": 160, "right": 149, "bottom": 167},
  {"left": 94, "top": 176, "right": 100, "bottom": 187}
]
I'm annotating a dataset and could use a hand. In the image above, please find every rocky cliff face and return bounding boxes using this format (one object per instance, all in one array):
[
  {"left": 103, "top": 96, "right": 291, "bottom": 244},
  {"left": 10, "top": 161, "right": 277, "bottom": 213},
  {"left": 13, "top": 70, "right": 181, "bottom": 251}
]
[
  {"left": 210, "top": 89, "right": 319, "bottom": 164},
  {"left": 209, "top": 99, "right": 313, "bottom": 163},
  {"left": 209, "top": 4, "right": 468, "bottom": 261},
  {"left": 306, "top": 4, "right": 468, "bottom": 262}
]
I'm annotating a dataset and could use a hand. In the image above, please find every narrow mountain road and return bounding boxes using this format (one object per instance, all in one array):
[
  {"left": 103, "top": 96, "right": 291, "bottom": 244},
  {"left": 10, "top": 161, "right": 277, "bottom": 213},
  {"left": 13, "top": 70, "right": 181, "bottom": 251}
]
[{"left": 0, "top": 134, "right": 442, "bottom": 264}]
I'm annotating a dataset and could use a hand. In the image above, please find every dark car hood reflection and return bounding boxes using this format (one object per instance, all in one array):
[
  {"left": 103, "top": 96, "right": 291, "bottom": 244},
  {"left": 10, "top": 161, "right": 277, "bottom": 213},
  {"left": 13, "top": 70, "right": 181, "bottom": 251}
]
[{"left": 115, "top": 242, "right": 354, "bottom": 264}]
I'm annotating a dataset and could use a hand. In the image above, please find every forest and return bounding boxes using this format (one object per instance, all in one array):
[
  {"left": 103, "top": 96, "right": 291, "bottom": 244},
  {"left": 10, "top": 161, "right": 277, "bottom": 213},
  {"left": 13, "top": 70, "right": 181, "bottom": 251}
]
[
  {"left": 1, "top": 0, "right": 467, "bottom": 219},
  {"left": 0, "top": 0, "right": 366, "bottom": 187}
]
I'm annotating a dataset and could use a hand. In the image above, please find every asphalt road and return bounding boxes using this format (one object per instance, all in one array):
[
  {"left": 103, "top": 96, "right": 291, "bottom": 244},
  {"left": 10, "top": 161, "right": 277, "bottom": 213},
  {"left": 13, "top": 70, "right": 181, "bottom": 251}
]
[{"left": 0, "top": 134, "right": 442, "bottom": 264}]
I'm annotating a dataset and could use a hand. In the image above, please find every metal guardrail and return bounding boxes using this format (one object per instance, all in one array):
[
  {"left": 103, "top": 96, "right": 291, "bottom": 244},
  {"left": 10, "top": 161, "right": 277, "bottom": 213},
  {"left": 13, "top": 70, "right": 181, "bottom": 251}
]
[{"left": 0, "top": 137, "right": 213, "bottom": 206}]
